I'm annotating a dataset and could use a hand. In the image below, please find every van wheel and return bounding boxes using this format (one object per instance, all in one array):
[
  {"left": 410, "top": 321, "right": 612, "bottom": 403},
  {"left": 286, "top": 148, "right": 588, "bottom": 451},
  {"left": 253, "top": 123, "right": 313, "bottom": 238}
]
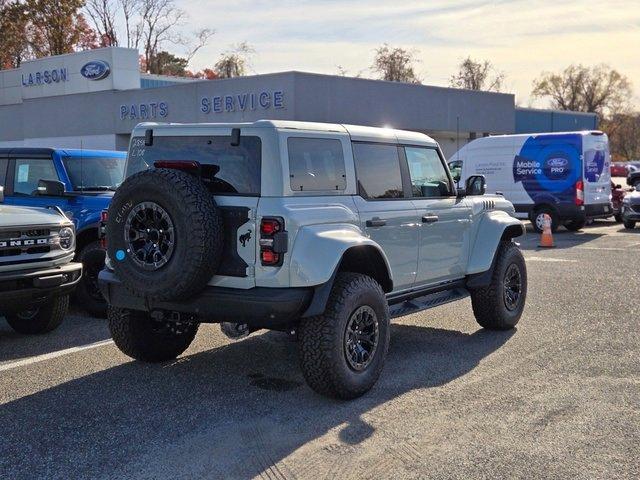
[
  {"left": 74, "top": 240, "right": 107, "bottom": 317},
  {"left": 297, "top": 273, "right": 390, "bottom": 399},
  {"left": 564, "top": 219, "right": 586, "bottom": 231},
  {"left": 108, "top": 307, "right": 199, "bottom": 362},
  {"left": 470, "top": 242, "right": 527, "bottom": 330},
  {"left": 5, "top": 295, "right": 69, "bottom": 334},
  {"left": 531, "top": 207, "right": 559, "bottom": 233},
  {"left": 623, "top": 220, "right": 636, "bottom": 230}
]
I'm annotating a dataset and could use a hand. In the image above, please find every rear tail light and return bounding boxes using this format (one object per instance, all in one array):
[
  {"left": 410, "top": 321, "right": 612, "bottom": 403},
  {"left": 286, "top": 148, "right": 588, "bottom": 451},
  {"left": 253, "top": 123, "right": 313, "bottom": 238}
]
[
  {"left": 99, "top": 210, "right": 108, "bottom": 249},
  {"left": 260, "top": 217, "right": 287, "bottom": 266},
  {"left": 575, "top": 180, "right": 584, "bottom": 206}
]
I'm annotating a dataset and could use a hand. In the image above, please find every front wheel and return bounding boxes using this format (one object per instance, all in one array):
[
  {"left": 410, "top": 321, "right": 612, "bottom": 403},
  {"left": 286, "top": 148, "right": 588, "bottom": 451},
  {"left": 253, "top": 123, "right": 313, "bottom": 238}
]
[
  {"left": 5, "top": 295, "right": 69, "bottom": 334},
  {"left": 74, "top": 240, "right": 107, "bottom": 317},
  {"left": 623, "top": 219, "right": 636, "bottom": 230},
  {"left": 108, "top": 307, "right": 199, "bottom": 362},
  {"left": 297, "top": 273, "right": 390, "bottom": 399},
  {"left": 470, "top": 242, "right": 527, "bottom": 330}
]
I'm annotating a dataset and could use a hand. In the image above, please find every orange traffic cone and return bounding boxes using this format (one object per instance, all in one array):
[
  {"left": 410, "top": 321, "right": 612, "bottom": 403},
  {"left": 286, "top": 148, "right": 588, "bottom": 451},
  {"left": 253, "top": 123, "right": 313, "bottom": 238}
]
[{"left": 539, "top": 213, "right": 554, "bottom": 248}]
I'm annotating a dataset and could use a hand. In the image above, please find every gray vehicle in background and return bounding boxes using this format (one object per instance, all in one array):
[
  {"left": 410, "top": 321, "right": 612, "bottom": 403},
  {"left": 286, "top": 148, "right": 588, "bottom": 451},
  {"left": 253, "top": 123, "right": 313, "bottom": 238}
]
[
  {"left": 100, "top": 120, "right": 527, "bottom": 399},
  {"left": 0, "top": 186, "right": 82, "bottom": 334}
]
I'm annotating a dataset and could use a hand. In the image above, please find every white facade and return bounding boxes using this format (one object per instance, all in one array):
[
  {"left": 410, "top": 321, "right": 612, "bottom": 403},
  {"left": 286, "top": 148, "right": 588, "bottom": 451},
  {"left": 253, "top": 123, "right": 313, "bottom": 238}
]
[{"left": 0, "top": 47, "right": 140, "bottom": 106}]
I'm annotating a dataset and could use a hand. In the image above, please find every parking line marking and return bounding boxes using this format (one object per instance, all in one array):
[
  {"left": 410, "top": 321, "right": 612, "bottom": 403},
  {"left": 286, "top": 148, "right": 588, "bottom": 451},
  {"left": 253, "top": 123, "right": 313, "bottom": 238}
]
[
  {"left": 0, "top": 339, "right": 114, "bottom": 373},
  {"left": 573, "top": 246, "right": 630, "bottom": 251},
  {"left": 525, "top": 256, "right": 577, "bottom": 263}
]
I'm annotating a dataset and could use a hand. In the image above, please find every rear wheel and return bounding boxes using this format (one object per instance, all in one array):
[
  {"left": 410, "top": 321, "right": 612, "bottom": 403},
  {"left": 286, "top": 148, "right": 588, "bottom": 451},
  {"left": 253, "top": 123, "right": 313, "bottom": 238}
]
[
  {"left": 531, "top": 207, "right": 559, "bottom": 233},
  {"left": 564, "top": 219, "right": 586, "bottom": 231},
  {"left": 470, "top": 242, "right": 527, "bottom": 330},
  {"left": 623, "top": 219, "right": 636, "bottom": 230},
  {"left": 74, "top": 240, "right": 107, "bottom": 317},
  {"left": 5, "top": 296, "right": 69, "bottom": 334},
  {"left": 108, "top": 307, "right": 199, "bottom": 362},
  {"left": 297, "top": 273, "right": 390, "bottom": 399}
]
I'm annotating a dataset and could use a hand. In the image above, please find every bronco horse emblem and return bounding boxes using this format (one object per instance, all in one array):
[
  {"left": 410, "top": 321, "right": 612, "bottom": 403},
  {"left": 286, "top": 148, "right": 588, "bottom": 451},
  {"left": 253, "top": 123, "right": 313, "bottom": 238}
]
[{"left": 239, "top": 229, "right": 252, "bottom": 247}]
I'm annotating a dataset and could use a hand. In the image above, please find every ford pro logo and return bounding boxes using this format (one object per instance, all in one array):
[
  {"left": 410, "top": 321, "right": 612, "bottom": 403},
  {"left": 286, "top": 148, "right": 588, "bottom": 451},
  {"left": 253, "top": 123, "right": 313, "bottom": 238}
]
[
  {"left": 81, "top": 61, "right": 110, "bottom": 81},
  {"left": 546, "top": 157, "right": 569, "bottom": 168}
]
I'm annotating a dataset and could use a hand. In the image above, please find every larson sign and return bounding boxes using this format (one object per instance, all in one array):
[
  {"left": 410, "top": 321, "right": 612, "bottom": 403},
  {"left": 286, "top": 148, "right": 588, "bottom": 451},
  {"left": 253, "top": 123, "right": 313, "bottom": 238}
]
[{"left": 21, "top": 68, "right": 68, "bottom": 87}]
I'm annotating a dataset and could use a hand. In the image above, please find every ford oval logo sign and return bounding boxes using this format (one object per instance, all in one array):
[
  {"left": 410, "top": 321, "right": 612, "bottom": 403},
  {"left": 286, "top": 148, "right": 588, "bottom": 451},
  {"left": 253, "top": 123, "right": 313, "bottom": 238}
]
[
  {"left": 81, "top": 61, "right": 110, "bottom": 81},
  {"left": 546, "top": 157, "right": 569, "bottom": 168}
]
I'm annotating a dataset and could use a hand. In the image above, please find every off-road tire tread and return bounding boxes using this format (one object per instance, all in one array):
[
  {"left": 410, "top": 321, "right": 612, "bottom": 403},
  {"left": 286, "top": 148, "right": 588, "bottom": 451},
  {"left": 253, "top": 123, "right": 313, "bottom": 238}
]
[
  {"left": 470, "top": 241, "right": 526, "bottom": 330},
  {"left": 6, "top": 295, "right": 68, "bottom": 334},
  {"left": 108, "top": 306, "right": 198, "bottom": 362},
  {"left": 107, "top": 168, "right": 223, "bottom": 301},
  {"left": 298, "top": 273, "right": 389, "bottom": 399}
]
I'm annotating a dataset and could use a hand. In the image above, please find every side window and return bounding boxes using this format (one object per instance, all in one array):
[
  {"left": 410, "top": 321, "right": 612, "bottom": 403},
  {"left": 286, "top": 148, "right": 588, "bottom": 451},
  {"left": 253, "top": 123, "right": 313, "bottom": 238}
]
[
  {"left": 352, "top": 143, "right": 404, "bottom": 199},
  {"left": 0, "top": 158, "right": 8, "bottom": 186},
  {"left": 288, "top": 137, "right": 346, "bottom": 191},
  {"left": 13, "top": 158, "right": 59, "bottom": 195},
  {"left": 405, "top": 147, "right": 452, "bottom": 197}
]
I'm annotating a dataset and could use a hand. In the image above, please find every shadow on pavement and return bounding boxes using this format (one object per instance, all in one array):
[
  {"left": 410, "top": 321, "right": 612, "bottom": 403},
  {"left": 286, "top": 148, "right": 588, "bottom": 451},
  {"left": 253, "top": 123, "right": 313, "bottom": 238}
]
[
  {"left": 520, "top": 227, "right": 605, "bottom": 250},
  {"left": 0, "top": 308, "right": 110, "bottom": 364},
  {"left": 0, "top": 323, "right": 514, "bottom": 479}
]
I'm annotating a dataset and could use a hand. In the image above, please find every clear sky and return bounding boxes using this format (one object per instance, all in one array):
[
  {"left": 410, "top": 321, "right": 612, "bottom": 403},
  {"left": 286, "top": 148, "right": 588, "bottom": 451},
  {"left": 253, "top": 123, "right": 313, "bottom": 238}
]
[{"left": 183, "top": 0, "right": 639, "bottom": 106}]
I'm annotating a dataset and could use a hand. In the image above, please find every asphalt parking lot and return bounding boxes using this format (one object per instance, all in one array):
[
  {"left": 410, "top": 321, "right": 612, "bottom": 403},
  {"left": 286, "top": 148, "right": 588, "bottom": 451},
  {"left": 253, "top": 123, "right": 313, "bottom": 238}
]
[{"left": 1, "top": 220, "right": 638, "bottom": 480}]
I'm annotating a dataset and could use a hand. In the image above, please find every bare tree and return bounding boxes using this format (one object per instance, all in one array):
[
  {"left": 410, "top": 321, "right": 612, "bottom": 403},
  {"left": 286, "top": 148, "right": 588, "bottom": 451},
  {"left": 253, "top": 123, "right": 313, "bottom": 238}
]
[
  {"left": 336, "top": 65, "right": 364, "bottom": 78},
  {"left": 119, "top": 0, "right": 141, "bottom": 48},
  {"left": 532, "top": 64, "right": 632, "bottom": 117},
  {"left": 137, "top": 0, "right": 186, "bottom": 72},
  {"left": 371, "top": 44, "right": 421, "bottom": 83},
  {"left": 214, "top": 42, "right": 254, "bottom": 78},
  {"left": 449, "top": 57, "right": 504, "bottom": 92},
  {"left": 184, "top": 28, "right": 215, "bottom": 63},
  {"left": 85, "top": 0, "right": 118, "bottom": 46}
]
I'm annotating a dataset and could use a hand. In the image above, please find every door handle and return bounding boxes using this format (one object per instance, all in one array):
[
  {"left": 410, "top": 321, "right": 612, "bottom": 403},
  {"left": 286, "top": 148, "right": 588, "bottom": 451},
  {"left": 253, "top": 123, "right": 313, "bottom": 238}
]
[
  {"left": 422, "top": 215, "right": 439, "bottom": 223},
  {"left": 366, "top": 218, "right": 387, "bottom": 227}
]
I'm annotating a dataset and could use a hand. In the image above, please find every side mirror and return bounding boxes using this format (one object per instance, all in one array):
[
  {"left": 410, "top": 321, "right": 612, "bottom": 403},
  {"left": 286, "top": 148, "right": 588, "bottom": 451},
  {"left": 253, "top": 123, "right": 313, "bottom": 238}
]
[
  {"left": 37, "top": 179, "right": 65, "bottom": 196},
  {"left": 465, "top": 175, "right": 486, "bottom": 196}
]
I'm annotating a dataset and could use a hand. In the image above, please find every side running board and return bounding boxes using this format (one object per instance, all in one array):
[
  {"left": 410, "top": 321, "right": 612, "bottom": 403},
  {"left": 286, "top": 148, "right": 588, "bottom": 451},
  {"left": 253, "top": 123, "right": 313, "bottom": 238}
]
[{"left": 389, "top": 288, "right": 469, "bottom": 319}]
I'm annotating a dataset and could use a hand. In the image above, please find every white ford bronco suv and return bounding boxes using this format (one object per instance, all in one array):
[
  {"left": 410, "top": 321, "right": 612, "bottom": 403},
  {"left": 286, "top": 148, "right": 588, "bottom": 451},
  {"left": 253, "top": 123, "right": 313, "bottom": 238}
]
[
  {"left": 100, "top": 120, "right": 527, "bottom": 399},
  {"left": 0, "top": 186, "right": 82, "bottom": 334}
]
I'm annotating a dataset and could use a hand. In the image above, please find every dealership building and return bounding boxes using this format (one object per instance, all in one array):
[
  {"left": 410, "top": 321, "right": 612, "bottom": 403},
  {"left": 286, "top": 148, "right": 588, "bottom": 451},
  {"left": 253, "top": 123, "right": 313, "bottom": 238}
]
[{"left": 0, "top": 47, "right": 597, "bottom": 157}]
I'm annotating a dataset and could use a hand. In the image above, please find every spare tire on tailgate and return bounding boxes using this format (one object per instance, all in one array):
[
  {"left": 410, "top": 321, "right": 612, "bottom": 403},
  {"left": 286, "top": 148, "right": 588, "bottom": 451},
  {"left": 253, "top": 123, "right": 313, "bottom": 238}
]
[{"left": 107, "top": 168, "right": 223, "bottom": 301}]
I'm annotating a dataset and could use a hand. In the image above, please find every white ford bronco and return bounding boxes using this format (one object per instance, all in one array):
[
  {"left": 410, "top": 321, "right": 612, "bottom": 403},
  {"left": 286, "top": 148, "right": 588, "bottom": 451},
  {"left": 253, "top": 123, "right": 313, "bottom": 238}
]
[
  {"left": 100, "top": 120, "right": 527, "bottom": 399},
  {"left": 0, "top": 186, "right": 82, "bottom": 334}
]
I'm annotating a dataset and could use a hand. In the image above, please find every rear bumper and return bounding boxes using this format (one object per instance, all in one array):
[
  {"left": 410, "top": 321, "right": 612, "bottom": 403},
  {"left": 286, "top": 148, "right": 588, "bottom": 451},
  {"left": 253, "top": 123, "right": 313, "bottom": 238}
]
[
  {"left": 98, "top": 270, "right": 313, "bottom": 330},
  {"left": 0, "top": 262, "right": 83, "bottom": 307},
  {"left": 622, "top": 205, "right": 640, "bottom": 222},
  {"left": 518, "top": 202, "right": 612, "bottom": 222},
  {"left": 583, "top": 203, "right": 613, "bottom": 219}
]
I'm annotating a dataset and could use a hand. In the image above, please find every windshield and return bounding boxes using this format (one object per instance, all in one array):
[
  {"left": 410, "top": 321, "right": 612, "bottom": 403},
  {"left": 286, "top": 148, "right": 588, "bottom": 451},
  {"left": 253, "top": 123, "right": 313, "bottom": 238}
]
[
  {"left": 126, "top": 135, "right": 262, "bottom": 195},
  {"left": 63, "top": 156, "right": 126, "bottom": 191}
]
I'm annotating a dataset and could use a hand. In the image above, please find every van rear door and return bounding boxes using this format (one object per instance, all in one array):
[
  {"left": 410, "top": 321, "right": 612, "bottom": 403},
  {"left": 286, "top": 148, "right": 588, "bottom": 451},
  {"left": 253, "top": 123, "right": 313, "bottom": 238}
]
[{"left": 582, "top": 133, "right": 611, "bottom": 207}]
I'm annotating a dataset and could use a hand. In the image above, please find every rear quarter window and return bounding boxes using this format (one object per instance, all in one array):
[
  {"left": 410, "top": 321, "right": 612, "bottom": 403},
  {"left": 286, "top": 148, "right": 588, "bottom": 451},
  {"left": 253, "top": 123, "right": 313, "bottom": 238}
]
[
  {"left": 287, "top": 137, "right": 346, "bottom": 191},
  {"left": 126, "top": 135, "right": 261, "bottom": 195}
]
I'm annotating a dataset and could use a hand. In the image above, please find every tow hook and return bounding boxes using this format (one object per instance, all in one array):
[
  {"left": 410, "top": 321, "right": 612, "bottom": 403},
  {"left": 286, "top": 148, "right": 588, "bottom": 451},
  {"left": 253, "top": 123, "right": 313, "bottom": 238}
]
[{"left": 220, "top": 322, "right": 251, "bottom": 340}]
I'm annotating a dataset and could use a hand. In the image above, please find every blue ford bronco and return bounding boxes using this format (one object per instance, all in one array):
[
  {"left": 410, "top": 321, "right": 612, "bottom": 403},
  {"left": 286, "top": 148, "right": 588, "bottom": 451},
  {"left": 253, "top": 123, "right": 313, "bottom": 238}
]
[{"left": 0, "top": 148, "right": 126, "bottom": 316}]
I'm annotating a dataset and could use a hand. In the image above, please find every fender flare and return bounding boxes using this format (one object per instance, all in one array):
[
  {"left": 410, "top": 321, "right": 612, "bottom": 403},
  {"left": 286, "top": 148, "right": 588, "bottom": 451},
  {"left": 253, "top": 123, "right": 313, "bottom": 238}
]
[
  {"left": 289, "top": 224, "right": 392, "bottom": 288},
  {"left": 466, "top": 211, "right": 525, "bottom": 278}
]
